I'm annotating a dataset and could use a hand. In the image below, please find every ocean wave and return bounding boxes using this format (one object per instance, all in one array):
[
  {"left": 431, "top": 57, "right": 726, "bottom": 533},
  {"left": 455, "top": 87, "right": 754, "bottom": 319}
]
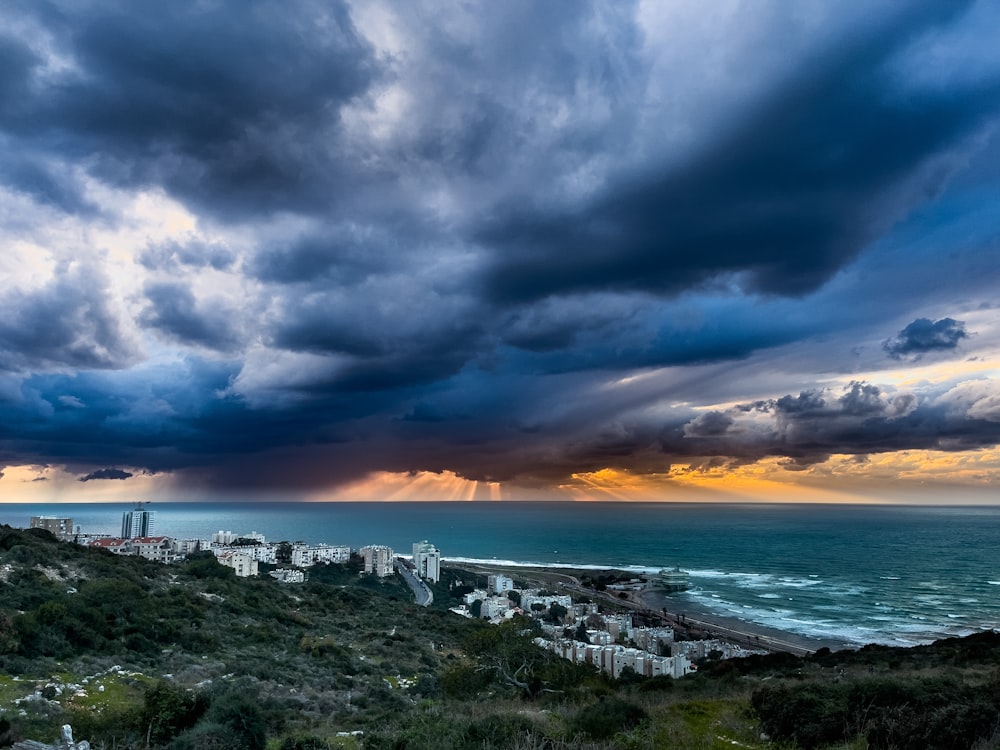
[{"left": 442, "top": 556, "right": 663, "bottom": 574}]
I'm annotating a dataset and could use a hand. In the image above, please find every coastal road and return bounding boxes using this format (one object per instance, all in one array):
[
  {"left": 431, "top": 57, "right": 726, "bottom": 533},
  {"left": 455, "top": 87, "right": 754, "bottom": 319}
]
[{"left": 395, "top": 559, "right": 433, "bottom": 607}]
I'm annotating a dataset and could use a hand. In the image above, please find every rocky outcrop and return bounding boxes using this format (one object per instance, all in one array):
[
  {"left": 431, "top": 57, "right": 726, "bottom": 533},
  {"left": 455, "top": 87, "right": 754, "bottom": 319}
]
[{"left": 13, "top": 723, "right": 89, "bottom": 750}]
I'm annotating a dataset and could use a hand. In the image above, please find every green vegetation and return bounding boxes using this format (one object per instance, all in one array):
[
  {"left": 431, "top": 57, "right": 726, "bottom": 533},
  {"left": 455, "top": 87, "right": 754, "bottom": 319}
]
[{"left": 2, "top": 525, "right": 1000, "bottom": 749}]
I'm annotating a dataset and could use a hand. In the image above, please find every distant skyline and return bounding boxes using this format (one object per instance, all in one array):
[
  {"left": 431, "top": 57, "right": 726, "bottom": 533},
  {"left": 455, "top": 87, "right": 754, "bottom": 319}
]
[{"left": 1, "top": 1, "right": 999, "bottom": 504}]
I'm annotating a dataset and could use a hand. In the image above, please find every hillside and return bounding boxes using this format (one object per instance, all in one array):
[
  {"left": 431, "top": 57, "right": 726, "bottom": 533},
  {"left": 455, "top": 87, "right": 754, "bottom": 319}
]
[{"left": 1, "top": 525, "right": 999, "bottom": 750}]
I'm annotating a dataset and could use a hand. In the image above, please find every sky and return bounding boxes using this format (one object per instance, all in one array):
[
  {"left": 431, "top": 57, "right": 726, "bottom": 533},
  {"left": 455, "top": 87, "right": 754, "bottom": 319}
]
[{"left": 1, "top": 0, "right": 999, "bottom": 504}]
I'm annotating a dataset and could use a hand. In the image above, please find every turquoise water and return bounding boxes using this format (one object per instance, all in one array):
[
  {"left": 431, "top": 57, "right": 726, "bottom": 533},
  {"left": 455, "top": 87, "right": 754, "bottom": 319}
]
[{"left": 3, "top": 501, "right": 998, "bottom": 648}]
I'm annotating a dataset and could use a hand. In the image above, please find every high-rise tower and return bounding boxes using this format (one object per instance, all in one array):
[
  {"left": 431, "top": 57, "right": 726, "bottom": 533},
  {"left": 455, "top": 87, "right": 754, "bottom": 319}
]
[{"left": 121, "top": 502, "right": 154, "bottom": 538}]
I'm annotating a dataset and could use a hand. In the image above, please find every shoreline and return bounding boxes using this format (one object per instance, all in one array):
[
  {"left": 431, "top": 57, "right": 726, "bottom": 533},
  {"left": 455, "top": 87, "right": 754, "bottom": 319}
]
[
  {"left": 637, "top": 588, "right": 852, "bottom": 654},
  {"left": 446, "top": 561, "right": 854, "bottom": 656}
]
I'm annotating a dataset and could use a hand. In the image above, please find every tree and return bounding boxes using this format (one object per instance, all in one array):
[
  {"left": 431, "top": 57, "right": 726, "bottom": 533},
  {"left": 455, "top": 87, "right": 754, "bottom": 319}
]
[
  {"left": 275, "top": 542, "right": 293, "bottom": 564},
  {"left": 575, "top": 622, "right": 590, "bottom": 643},
  {"left": 142, "top": 681, "right": 205, "bottom": 747},
  {"left": 461, "top": 617, "right": 568, "bottom": 699},
  {"left": 231, "top": 537, "right": 262, "bottom": 547},
  {"left": 547, "top": 603, "right": 568, "bottom": 624}
]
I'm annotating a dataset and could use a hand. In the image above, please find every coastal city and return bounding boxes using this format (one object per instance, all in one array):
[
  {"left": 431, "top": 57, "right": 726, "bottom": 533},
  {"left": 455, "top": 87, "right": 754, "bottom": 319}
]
[{"left": 27, "top": 505, "right": 768, "bottom": 682}]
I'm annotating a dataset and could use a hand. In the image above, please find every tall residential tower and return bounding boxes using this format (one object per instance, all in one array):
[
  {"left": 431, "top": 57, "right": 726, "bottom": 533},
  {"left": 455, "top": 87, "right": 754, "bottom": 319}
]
[
  {"left": 121, "top": 502, "right": 154, "bottom": 538},
  {"left": 412, "top": 540, "right": 441, "bottom": 583}
]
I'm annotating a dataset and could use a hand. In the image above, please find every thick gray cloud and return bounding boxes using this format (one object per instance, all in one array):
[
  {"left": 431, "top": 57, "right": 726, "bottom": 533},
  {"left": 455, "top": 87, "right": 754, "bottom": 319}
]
[
  {"left": 79, "top": 468, "right": 133, "bottom": 482},
  {"left": 0, "top": 1, "right": 379, "bottom": 220},
  {"left": 481, "top": 3, "right": 996, "bottom": 303},
  {"left": 0, "top": 1, "right": 998, "bottom": 496},
  {"left": 139, "top": 282, "right": 243, "bottom": 352},
  {"left": 0, "top": 263, "right": 137, "bottom": 372},
  {"left": 883, "top": 317, "right": 969, "bottom": 359}
]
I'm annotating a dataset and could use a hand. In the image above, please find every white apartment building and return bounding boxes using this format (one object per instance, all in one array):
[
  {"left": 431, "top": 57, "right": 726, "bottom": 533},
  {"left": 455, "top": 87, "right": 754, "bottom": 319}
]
[
  {"left": 217, "top": 551, "right": 259, "bottom": 578},
  {"left": 228, "top": 543, "right": 277, "bottom": 564},
  {"left": 133, "top": 536, "right": 175, "bottom": 563},
  {"left": 171, "top": 538, "right": 202, "bottom": 556},
  {"left": 479, "top": 596, "right": 512, "bottom": 620},
  {"left": 292, "top": 543, "right": 350, "bottom": 567},
  {"left": 270, "top": 568, "right": 305, "bottom": 584},
  {"left": 30, "top": 516, "right": 75, "bottom": 540},
  {"left": 538, "top": 638, "right": 692, "bottom": 679},
  {"left": 488, "top": 574, "right": 514, "bottom": 594},
  {"left": 631, "top": 626, "right": 675, "bottom": 654},
  {"left": 412, "top": 540, "right": 441, "bottom": 583},
  {"left": 520, "top": 591, "right": 572, "bottom": 611},
  {"left": 211, "top": 530, "right": 239, "bottom": 546},
  {"left": 463, "top": 589, "right": 489, "bottom": 605},
  {"left": 360, "top": 545, "right": 394, "bottom": 577}
]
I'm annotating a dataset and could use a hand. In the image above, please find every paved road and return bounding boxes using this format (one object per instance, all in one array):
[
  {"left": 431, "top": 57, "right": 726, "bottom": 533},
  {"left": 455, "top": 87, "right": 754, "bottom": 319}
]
[{"left": 394, "top": 559, "right": 433, "bottom": 607}]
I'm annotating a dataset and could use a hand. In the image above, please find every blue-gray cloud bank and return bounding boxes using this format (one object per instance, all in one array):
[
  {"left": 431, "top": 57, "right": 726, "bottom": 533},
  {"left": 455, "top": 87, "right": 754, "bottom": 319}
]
[{"left": 1, "top": 1, "right": 999, "bottom": 496}]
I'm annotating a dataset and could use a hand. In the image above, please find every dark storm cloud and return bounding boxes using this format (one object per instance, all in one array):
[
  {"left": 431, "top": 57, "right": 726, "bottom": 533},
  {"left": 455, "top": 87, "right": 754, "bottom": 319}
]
[
  {"left": 0, "top": 263, "right": 136, "bottom": 372},
  {"left": 0, "top": 1, "right": 998, "bottom": 496},
  {"left": 883, "top": 317, "right": 969, "bottom": 359},
  {"left": 481, "top": 3, "right": 995, "bottom": 303},
  {"left": 79, "top": 468, "right": 132, "bottom": 482},
  {"left": 658, "top": 381, "right": 1000, "bottom": 468},
  {"left": 138, "top": 282, "right": 242, "bottom": 352},
  {"left": 0, "top": 152, "right": 97, "bottom": 214},
  {"left": 683, "top": 411, "right": 734, "bottom": 438},
  {"left": 0, "top": 1, "right": 380, "bottom": 219},
  {"left": 249, "top": 230, "right": 392, "bottom": 285}
]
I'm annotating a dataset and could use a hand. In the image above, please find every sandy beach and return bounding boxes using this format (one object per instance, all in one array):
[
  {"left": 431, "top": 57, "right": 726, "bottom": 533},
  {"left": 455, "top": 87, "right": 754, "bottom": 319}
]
[{"left": 448, "top": 561, "right": 854, "bottom": 656}]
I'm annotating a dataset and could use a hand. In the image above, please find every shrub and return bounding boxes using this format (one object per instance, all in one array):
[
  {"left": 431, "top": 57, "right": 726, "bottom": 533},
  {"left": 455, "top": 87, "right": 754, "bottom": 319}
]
[{"left": 572, "top": 698, "right": 647, "bottom": 740}]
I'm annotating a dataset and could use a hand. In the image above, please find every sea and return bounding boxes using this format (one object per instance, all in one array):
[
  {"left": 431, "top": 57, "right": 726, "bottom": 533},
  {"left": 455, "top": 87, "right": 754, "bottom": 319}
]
[{"left": 3, "top": 501, "right": 998, "bottom": 650}]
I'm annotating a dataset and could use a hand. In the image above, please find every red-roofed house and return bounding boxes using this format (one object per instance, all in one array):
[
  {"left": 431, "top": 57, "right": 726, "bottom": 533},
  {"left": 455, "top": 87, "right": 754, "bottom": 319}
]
[
  {"left": 88, "top": 538, "right": 133, "bottom": 555},
  {"left": 133, "top": 536, "right": 175, "bottom": 563}
]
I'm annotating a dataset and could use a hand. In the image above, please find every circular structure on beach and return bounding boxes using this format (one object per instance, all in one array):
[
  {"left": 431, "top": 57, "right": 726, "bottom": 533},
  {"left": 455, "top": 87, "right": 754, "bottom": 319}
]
[{"left": 656, "top": 567, "right": 692, "bottom": 593}]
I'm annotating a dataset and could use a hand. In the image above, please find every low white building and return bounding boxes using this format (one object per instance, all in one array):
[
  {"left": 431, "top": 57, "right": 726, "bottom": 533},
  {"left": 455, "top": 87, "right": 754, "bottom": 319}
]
[
  {"left": 479, "top": 596, "right": 512, "bottom": 620},
  {"left": 270, "top": 568, "right": 305, "bottom": 583},
  {"left": 230, "top": 543, "right": 277, "bottom": 564},
  {"left": 88, "top": 538, "right": 133, "bottom": 555},
  {"left": 521, "top": 591, "right": 572, "bottom": 611},
  {"left": 133, "top": 536, "right": 175, "bottom": 563},
  {"left": 292, "top": 543, "right": 350, "bottom": 567},
  {"left": 463, "top": 588, "right": 489, "bottom": 605},
  {"left": 216, "top": 551, "right": 259, "bottom": 577}
]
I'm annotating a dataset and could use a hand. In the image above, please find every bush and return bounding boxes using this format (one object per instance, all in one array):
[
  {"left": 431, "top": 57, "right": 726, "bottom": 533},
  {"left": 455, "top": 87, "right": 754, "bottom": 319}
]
[
  {"left": 751, "top": 683, "right": 847, "bottom": 749},
  {"left": 141, "top": 681, "right": 207, "bottom": 747},
  {"left": 573, "top": 698, "right": 647, "bottom": 740}
]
